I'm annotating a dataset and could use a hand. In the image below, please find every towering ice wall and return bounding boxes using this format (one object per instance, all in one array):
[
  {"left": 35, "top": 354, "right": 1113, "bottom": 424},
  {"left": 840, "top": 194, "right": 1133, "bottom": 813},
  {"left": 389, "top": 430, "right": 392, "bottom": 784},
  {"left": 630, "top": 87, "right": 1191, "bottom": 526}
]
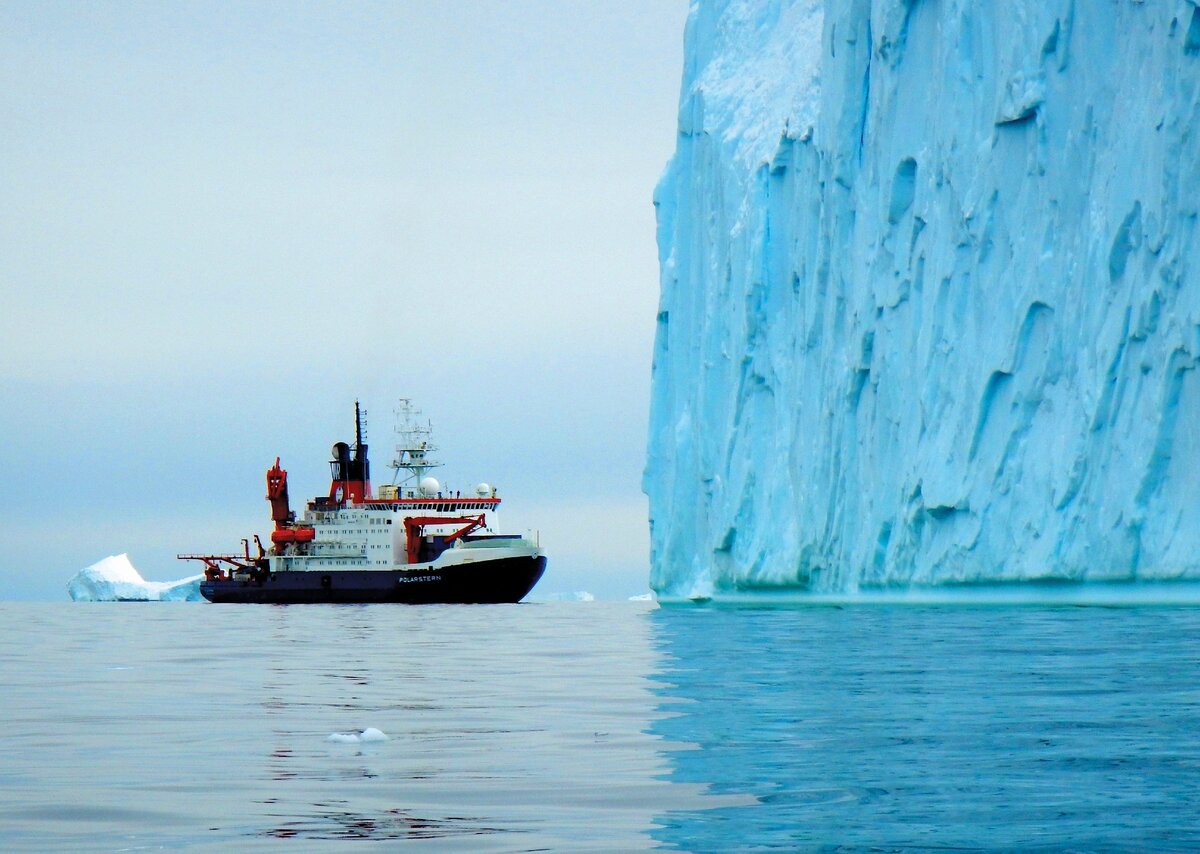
[{"left": 646, "top": 0, "right": 1200, "bottom": 597}]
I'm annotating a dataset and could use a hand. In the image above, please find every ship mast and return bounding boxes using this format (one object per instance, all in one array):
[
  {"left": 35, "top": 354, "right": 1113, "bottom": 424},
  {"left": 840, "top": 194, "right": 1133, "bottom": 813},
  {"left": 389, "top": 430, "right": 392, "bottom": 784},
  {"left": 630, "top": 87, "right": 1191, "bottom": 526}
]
[{"left": 389, "top": 399, "right": 442, "bottom": 493}]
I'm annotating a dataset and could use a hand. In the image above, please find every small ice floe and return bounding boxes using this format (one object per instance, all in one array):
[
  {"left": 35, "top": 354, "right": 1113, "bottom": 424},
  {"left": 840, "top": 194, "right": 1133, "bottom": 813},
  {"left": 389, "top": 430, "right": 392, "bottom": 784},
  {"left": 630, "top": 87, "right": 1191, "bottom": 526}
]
[
  {"left": 534, "top": 590, "right": 595, "bottom": 602},
  {"left": 628, "top": 592, "right": 656, "bottom": 602},
  {"left": 327, "top": 727, "right": 389, "bottom": 744}
]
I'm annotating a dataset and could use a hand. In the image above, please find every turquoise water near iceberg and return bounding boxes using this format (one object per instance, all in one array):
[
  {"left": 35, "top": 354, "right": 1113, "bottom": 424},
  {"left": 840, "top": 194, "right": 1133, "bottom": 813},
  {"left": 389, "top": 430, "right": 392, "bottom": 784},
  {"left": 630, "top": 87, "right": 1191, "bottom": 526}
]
[
  {"left": 649, "top": 602, "right": 1200, "bottom": 851},
  {"left": 1, "top": 600, "right": 1198, "bottom": 851}
]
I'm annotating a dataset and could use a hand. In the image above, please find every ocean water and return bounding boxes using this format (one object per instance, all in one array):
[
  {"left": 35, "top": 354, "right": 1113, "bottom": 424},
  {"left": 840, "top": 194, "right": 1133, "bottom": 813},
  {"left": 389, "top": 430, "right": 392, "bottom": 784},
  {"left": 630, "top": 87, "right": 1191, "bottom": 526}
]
[{"left": 1, "top": 601, "right": 1198, "bottom": 851}]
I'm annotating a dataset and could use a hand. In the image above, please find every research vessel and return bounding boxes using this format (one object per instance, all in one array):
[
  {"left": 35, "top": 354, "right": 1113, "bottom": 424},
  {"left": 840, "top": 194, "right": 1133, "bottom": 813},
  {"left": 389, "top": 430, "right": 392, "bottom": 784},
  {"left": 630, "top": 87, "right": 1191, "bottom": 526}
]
[{"left": 181, "top": 401, "right": 546, "bottom": 604}]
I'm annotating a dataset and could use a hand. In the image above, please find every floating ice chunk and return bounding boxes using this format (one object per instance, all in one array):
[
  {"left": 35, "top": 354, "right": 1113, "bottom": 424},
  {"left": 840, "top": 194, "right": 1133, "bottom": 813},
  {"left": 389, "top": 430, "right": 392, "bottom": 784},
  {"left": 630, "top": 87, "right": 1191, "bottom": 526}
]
[
  {"left": 534, "top": 591, "right": 595, "bottom": 602},
  {"left": 628, "top": 592, "right": 656, "bottom": 602},
  {"left": 67, "top": 554, "right": 203, "bottom": 602},
  {"left": 327, "top": 727, "right": 389, "bottom": 744}
]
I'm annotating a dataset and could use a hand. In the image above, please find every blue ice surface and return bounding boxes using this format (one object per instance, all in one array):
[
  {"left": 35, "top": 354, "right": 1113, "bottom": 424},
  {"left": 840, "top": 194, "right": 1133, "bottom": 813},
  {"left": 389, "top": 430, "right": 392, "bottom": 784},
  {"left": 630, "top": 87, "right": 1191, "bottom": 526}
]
[
  {"left": 646, "top": 0, "right": 1200, "bottom": 598},
  {"left": 66, "top": 554, "right": 202, "bottom": 601}
]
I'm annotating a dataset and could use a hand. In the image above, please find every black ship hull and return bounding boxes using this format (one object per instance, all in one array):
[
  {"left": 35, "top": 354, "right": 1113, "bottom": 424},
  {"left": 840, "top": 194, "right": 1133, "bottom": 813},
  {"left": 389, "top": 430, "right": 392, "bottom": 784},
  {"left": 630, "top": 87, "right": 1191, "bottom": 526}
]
[{"left": 200, "top": 555, "right": 546, "bottom": 604}]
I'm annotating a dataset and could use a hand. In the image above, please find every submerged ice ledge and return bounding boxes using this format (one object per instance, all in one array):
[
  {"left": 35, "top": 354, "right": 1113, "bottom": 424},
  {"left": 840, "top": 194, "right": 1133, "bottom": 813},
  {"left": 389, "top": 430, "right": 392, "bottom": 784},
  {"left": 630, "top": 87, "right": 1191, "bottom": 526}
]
[
  {"left": 646, "top": 0, "right": 1200, "bottom": 598},
  {"left": 67, "top": 554, "right": 203, "bottom": 602},
  {"left": 654, "top": 580, "right": 1200, "bottom": 608}
]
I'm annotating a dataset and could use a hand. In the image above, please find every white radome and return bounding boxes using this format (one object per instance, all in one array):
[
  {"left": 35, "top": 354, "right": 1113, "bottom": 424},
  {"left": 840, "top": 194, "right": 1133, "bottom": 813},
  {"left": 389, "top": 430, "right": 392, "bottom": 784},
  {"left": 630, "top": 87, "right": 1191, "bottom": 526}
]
[
  {"left": 419, "top": 476, "right": 441, "bottom": 496},
  {"left": 475, "top": 482, "right": 491, "bottom": 497}
]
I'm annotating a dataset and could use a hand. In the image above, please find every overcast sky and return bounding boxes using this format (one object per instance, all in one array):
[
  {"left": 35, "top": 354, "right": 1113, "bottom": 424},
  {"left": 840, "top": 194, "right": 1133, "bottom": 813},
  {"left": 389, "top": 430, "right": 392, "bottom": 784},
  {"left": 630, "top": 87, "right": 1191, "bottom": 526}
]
[{"left": 0, "top": 1, "right": 688, "bottom": 600}]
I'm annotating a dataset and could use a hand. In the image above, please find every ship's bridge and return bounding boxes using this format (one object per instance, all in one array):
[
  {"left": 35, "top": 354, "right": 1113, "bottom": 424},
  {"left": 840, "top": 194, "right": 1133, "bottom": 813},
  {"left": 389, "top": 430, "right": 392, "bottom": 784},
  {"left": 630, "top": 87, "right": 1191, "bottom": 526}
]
[
  {"left": 361, "top": 496, "right": 501, "bottom": 513},
  {"left": 306, "top": 496, "right": 501, "bottom": 514}
]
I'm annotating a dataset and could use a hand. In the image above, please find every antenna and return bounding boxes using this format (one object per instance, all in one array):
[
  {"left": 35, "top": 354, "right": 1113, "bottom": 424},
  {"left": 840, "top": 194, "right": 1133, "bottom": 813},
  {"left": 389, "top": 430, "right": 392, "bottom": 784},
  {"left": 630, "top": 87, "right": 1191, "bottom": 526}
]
[{"left": 389, "top": 398, "right": 442, "bottom": 487}]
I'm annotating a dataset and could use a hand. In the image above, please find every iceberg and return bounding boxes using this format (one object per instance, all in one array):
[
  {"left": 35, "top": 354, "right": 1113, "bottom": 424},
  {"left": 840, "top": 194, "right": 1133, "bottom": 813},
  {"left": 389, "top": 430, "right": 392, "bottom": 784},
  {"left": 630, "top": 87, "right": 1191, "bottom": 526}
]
[
  {"left": 67, "top": 554, "right": 203, "bottom": 602},
  {"left": 531, "top": 590, "right": 597, "bottom": 602},
  {"left": 327, "top": 728, "right": 389, "bottom": 744},
  {"left": 646, "top": 1, "right": 1200, "bottom": 597}
]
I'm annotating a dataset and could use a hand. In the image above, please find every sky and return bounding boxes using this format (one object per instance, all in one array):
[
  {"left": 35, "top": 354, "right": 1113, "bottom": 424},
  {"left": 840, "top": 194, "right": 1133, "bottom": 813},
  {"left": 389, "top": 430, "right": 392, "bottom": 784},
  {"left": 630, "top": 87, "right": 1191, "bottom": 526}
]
[{"left": 0, "top": 1, "right": 689, "bottom": 601}]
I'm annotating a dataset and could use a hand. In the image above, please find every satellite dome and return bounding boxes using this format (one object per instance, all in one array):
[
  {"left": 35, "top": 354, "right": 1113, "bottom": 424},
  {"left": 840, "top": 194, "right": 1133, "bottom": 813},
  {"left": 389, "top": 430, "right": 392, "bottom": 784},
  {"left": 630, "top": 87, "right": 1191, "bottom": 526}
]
[
  {"left": 420, "top": 477, "right": 441, "bottom": 496},
  {"left": 475, "top": 483, "right": 491, "bottom": 497}
]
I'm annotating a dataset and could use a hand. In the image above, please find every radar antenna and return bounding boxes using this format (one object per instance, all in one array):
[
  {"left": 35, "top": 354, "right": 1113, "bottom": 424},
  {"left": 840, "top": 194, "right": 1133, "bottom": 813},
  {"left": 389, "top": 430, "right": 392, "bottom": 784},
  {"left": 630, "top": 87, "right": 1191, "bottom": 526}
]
[{"left": 389, "top": 399, "right": 442, "bottom": 489}]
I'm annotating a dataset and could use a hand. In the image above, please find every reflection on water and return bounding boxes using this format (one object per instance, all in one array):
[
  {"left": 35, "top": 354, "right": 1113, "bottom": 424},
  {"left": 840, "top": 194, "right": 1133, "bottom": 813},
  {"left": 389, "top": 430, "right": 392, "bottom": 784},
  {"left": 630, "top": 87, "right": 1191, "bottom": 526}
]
[
  {"left": 238, "top": 602, "right": 819, "bottom": 848},
  {"left": 4, "top": 602, "right": 1199, "bottom": 851},
  {"left": 646, "top": 604, "right": 1200, "bottom": 851},
  {"left": 222, "top": 602, "right": 718, "bottom": 849},
  {"left": 264, "top": 805, "right": 511, "bottom": 841}
]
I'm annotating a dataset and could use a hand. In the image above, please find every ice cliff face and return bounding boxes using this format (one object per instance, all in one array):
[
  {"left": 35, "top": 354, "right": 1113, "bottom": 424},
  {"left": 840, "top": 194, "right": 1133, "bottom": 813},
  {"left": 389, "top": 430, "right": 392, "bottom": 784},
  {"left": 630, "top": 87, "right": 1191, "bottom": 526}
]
[{"left": 646, "top": 0, "right": 1200, "bottom": 597}]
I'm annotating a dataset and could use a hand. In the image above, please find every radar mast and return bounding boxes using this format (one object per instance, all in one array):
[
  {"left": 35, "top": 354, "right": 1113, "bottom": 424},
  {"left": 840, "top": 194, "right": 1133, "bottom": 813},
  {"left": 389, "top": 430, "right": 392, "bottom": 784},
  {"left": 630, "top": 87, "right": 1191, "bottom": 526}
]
[{"left": 389, "top": 399, "right": 442, "bottom": 490}]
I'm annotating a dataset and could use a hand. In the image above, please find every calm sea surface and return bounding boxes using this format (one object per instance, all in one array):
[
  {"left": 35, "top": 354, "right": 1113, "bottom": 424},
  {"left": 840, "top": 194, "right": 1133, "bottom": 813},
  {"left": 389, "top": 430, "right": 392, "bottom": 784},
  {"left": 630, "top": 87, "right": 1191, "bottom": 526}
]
[{"left": 1, "top": 601, "right": 1198, "bottom": 851}]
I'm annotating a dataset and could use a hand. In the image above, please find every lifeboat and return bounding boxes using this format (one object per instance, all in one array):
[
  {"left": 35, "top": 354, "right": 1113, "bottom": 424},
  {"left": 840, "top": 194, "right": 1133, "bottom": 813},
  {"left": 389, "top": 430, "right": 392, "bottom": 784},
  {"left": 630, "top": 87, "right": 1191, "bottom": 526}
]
[{"left": 271, "top": 526, "right": 315, "bottom": 545}]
